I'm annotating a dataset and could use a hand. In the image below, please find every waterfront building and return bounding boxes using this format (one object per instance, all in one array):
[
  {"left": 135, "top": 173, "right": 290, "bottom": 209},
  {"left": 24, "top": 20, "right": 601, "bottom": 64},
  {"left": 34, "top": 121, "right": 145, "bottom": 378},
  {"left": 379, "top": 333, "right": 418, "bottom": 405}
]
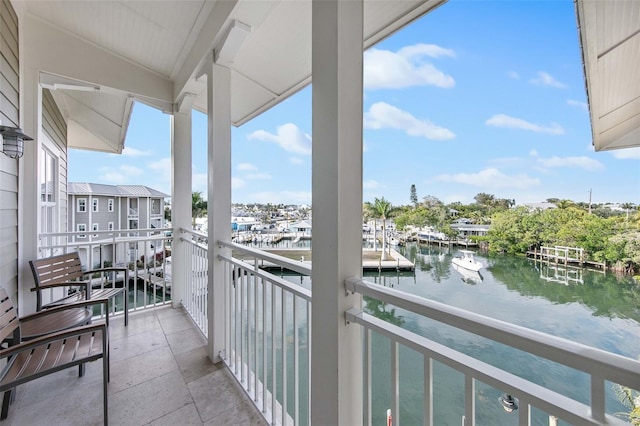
[
  {"left": 1, "top": 1, "right": 638, "bottom": 425},
  {"left": 68, "top": 182, "right": 168, "bottom": 237}
]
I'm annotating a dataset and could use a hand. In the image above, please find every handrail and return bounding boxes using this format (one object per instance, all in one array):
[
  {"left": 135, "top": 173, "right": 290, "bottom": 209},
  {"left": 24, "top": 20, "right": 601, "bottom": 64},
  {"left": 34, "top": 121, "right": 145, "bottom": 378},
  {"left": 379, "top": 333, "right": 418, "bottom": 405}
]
[
  {"left": 218, "top": 253, "right": 312, "bottom": 301},
  {"left": 180, "top": 227, "right": 207, "bottom": 240},
  {"left": 345, "top": 277, "right": 640, "bottom": 389},
  {"left": 218, "top": 240, "right": 311, "bottom": 276},
  {"left": 346, "top": 309, "right": 628, "bottom": 426}
]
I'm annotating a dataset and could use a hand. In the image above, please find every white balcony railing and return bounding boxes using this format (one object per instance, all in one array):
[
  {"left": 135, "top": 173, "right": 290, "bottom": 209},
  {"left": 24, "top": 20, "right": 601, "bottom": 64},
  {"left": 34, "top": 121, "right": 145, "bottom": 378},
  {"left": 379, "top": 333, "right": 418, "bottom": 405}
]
[
  {"left": 179, "top": 228, "right": 209, "bottom": 335},
  {"left": 38, "top": 229, "right": 173, "bottom": 315},
  {"left": 44, "top": 228, "right": 637, "bottom": 426},
  {"left": 345, "top": 277, "right": 640, "bottom": 426},
  {"left": 217, "top": 240, "right": 311, "bottom": 426}
]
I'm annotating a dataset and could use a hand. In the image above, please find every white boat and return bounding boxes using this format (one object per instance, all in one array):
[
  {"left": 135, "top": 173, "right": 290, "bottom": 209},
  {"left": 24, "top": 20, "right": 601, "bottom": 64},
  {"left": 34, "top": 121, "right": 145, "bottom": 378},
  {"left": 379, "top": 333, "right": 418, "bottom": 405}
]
[
  {"left": 452, "top": 263, "right": 483, "bottom": 284},
  {"left": 451, "top": 250, "right": 483, "bottom": 272}
]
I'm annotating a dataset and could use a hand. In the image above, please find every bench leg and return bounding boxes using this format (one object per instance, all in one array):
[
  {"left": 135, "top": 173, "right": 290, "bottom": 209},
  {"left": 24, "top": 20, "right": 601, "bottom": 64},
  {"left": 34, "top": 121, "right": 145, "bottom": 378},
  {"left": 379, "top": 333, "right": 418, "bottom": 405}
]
[
  {"left": 124, "top": 288, "right": 128, "bottom": 327},
  {"left": 78, "top": 363, "right": 85, "bottom": 377},
  {"left": 1, "top": 389, "right": 12, "bottom": 420}
]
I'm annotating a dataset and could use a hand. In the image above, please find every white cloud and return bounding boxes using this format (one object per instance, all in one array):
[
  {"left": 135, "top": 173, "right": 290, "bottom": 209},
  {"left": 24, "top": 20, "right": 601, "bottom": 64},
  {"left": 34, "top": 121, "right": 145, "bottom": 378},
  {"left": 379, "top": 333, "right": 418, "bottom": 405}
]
[
  {"left": 248, "top": 191, "right": 311, "bottom": 205},
  {"left": 364, "top": 102, "right": 455, "bottom": 140},
  {"left": 289, "top": 157, "right": 304, "bottom": 165},
  {"left": 364, "top": 44, "right": 455, "bottom": 90},
  {"left": 536, "top": 156, "right": 604, "bottom": 171},
  {"left": 120, "top": 165, "right": 144, "bottom": 176},
  {"left": 486, "top": 114, "right": 565, "bottom": 135},
  {"left": 238, "top": 163, "right": 257, "bottom": 171},
  {"left": 248, "top": 123, "right": 312, "bottom": 155},
  {"left": 567, "top": 99, "right": 588, "bottom": 110},
  {"left": 98, "top": 165, "right": 144, "bottom": 184},
  {"left": 97, "top": 171, "right": 129, "bottom": 184},
  {"left": 507, "top": 70, "right": 520, "bottom": 79},
  {"left": 116, "top": 146, "right": 151, "bottom": 157},
  {"left": 529, "top": 149, "right": 538, "bottom": 157},
  {"left": 611, "top": 147, "right": 640, "bottom": 160},
  {"left": 232, "top": 178, "right": 245, "bottom": 189},
  {"left": 246, "top": 173, "right": 272, "bottom": 180},
  {"left": 432, "top": 168, "right": 540, "bottom": 189},
  {"left": 148, "top": 158, "right": 171, "bottom": 172},
  {"left": 529, "top": 71, "right": 567, "bottom": 88},
  {"left": 363, "top": 180, "right": 382, "bottom": 190}
]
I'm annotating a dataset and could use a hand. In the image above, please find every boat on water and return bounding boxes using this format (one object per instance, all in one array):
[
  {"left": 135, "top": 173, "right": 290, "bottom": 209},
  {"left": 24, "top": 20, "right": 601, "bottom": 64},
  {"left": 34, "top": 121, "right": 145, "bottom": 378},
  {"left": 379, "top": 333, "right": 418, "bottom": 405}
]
[
  {"left": 451, "top": 250, "right": 483, "bottom": 272},
  {"left": 452, "top": 263, "right": 483, "bottom": 284}
]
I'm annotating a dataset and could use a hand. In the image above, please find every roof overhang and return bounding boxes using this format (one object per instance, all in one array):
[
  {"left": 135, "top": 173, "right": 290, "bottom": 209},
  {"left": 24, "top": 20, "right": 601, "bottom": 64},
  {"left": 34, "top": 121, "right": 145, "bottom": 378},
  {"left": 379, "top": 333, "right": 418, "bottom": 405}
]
[
  {"left": 576, "top": 0, "right": 640, "bottom": 152},
  {"left": 20, "top": 0, "right": 447, "bottom": 153}
]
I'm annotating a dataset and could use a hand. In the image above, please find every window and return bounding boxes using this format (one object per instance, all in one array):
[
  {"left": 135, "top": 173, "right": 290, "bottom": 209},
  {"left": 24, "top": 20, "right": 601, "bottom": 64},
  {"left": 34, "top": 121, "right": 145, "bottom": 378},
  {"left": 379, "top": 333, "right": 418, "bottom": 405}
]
[
  {"left": 77, "top": 224, "right": 86, "bottom": 238},
  {"left": 108, "top": 199, "right": 114, "bottom": 212},
  {"left": 108, "top": 222, "right": 114, "bottom": 231},
  {"left": 92, "top": 223, "right": 99, "bottom": 237},
  {"left": 39, "top": 146, "right": 59, "bottom": 257},
  {"left": 77, "top": 198, "right": 87, "bottom": 213},
  {"left": 92, "top": 198, "right": 99, "bottom": 212},
  {"left": 151, "top": 199, "right": 161, "bottom": 215}
]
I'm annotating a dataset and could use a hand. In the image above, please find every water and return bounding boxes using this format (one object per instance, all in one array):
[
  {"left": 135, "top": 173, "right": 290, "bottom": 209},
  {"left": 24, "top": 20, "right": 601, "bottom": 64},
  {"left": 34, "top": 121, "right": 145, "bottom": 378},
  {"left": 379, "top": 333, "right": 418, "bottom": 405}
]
[
  {"left": 269, "top": 241, "right": 640, "bottom": 424},
  {"left": 364, "top": 243, "right": 640, "bottom": 425}
]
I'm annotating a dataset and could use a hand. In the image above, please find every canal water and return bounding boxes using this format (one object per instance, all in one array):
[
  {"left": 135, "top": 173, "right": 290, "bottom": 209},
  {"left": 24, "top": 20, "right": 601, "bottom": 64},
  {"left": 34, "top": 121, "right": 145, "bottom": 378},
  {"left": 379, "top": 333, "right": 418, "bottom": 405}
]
[
  {"left": 363, "top": 243, "right": 640, "bottom": 425},
  {"left": 274, "top": 241, "right": 640, "bottom": 425}
]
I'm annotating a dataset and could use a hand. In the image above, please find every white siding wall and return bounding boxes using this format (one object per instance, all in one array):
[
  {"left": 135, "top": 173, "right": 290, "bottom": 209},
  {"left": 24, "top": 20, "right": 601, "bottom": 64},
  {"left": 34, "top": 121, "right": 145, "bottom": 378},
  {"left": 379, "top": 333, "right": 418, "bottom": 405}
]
[{"left": 0, "top": 0, "right": 20, "bottom": 303}]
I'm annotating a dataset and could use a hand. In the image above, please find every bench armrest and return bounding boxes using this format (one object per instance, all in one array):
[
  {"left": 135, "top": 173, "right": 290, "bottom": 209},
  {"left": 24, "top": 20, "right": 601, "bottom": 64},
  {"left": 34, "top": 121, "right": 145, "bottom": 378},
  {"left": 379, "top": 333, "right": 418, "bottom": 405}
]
[{"left": 0, "top": 323, "right": 106, "bottom": 359}]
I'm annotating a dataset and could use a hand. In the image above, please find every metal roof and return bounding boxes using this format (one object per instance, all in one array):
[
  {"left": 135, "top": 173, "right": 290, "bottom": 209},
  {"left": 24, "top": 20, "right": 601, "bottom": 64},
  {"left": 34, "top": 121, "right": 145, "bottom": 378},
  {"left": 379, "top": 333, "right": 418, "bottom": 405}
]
[{"left": 68, "top": 183, "right": 169, "bottom": 198}]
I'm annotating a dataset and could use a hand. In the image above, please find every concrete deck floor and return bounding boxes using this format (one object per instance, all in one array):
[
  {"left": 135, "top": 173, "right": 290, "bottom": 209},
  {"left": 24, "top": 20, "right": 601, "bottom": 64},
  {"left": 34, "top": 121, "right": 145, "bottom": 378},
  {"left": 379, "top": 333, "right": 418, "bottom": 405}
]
[{"left": 3, "top": 306, "right": 268, "bottom": 426}]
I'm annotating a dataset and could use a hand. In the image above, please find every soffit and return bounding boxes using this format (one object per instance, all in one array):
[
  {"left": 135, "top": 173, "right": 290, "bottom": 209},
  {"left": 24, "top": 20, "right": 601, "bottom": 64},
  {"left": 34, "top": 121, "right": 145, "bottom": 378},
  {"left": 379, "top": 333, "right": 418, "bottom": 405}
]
[
  {"left": 20, "top": 0, "right": 446, "bottom": 150},
  {"left": 577, "top": 0, "right": 640, "bottom": 152}
]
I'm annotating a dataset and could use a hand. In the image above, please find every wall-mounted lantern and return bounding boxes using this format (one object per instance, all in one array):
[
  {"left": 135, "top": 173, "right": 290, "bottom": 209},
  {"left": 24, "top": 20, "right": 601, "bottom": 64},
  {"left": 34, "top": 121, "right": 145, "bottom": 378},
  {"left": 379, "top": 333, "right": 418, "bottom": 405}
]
[{"left": 0, "top": 125, "right": 34, "bottom": 159}]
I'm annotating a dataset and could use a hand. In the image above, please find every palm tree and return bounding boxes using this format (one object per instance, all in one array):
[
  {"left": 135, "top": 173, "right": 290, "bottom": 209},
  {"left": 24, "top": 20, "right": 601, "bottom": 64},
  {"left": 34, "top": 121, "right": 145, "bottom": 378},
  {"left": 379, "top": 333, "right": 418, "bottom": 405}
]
[
  {"left": 621, "top": 202, "right": 635, "bottom": 222},
  {"left": 191, "top": 191, "right": 207, "bottom": 228},
  {"left": 364, "top": 197, "right": 395, "bottom": 261}
]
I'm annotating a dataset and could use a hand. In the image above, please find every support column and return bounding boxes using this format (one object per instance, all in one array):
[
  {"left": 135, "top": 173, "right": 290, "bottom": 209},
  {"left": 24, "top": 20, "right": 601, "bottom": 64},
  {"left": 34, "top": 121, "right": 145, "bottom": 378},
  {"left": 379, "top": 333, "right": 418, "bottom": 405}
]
[
  {"left": 206, "top": 54, "right": 231, "bottom": 363},
  {"left": 311, "top": 0, "right": 364, "bottom": 424},
  {"left": 170, "top": 102, "right": 193, "bottom": 309}
]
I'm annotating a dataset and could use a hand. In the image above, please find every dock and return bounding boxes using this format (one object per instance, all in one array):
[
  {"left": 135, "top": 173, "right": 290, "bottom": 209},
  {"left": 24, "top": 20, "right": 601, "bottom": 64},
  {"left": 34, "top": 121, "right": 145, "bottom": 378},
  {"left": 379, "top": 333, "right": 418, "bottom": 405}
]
[
  {"left": 526, "top": 246, "right": 605, "bottom": 270},
  {"left": 238, "top": 248, "right": 415, "bottom": 272}
]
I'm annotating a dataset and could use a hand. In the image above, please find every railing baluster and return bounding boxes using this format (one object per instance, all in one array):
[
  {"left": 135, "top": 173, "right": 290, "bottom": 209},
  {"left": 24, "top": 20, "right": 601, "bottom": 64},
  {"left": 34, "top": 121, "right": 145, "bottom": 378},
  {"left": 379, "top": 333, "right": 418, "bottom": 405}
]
[
  {"left": 272, "top": 283, "right": 277, "bottom": 424},
  {"left": 254, "top": 274, "right": 259, "bottom": 400},
  {"left": 518, "top": 398, "right": 529, "bottom": 426},
  {"left": 241, "top": 268, "right": 245, "bottom": 385},
  {"left": 391, "top": 340, "right": 399, "bottom": 426},
  {"left": 590, "top": 375, "right": 606, "bottom": 424},
  {"left": 424, "top": 356, "right": 432, "bottom": 426},
  {"left": 364, "top": 328, "right": 371, "bottom": 426},
  {"left": 307, "top": 301, "right": 311, "bottom": 426},
  {"left": 293, "top": 295, "right": 299, "bottom": 426},
  {"left": 282, "top": 288, "right": 287, "bottom": 425},
  {"left": 464, "top": 376, "right": 475, "bottom": 426},
  {"left": 263, "top": 277, "right": 267, "bottom": 414}
]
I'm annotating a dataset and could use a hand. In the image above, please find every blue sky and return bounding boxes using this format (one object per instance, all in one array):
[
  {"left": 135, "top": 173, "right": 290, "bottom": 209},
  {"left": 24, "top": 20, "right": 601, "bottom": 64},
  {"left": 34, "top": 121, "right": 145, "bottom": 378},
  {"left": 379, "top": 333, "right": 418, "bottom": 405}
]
[{"left": 70, "top": 0, "right": 640, "bottom": 207}]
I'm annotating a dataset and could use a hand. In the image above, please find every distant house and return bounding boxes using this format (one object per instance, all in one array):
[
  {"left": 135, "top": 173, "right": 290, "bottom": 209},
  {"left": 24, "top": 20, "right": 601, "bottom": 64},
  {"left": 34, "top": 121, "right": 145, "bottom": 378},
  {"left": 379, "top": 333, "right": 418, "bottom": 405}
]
[
  {"left": 520, "top": 202, "right": 558, "bottom": 210},
  {"left": 67, "top": 183, "right": 169, "bottom": 269},
  {"left": 290, "top": 220, "right": 312, "bottom": 236},
  {"left": 68, "top": 183, "right": 169, "bottom": 236}
]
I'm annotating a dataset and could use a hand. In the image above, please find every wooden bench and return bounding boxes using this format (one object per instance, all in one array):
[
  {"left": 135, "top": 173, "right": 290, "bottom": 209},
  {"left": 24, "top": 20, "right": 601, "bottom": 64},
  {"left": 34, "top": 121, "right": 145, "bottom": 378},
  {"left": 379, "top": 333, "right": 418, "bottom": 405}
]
[
  {"left": 0, "top": 288, "right": 109, "bottom": 424},
  {"left": 29, "top": 252, "right": 129, "bottom": 326}
]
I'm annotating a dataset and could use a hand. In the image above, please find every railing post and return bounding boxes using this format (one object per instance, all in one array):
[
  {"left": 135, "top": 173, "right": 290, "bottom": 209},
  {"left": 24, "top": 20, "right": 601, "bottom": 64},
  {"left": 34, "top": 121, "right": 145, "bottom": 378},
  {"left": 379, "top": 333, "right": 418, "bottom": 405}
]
[{"left": 311, "top": 0, "right": 364, "bottom": 423}]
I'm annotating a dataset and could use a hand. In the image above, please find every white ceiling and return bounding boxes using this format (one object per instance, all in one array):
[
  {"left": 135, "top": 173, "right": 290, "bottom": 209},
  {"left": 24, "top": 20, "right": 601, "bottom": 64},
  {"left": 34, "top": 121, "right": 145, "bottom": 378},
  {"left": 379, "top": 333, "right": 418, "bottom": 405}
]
[
  {"left": 19, "top": 0, "right": 446, "bottom": 153},
  {"left": 576, "top": 0, "right": 640, "bottom": 152}
]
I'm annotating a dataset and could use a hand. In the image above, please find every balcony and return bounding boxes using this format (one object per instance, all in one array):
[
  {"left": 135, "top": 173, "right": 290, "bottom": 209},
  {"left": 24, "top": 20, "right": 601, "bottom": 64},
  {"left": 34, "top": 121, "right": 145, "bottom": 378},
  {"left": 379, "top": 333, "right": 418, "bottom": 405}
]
[
  {"left": 2, "top": 305, "right": 267, "bottom": 425},
  {"left": 31, "top": 228, "right": 640, "bottom": 425}
]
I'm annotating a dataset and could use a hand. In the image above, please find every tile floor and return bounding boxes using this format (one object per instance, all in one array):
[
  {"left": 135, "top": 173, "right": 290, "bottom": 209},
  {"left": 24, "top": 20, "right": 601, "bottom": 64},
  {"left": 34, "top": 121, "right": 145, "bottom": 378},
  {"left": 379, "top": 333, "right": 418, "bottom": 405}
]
[{"left": 3, "top": 305, "right": 268, "bottom": 426}]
